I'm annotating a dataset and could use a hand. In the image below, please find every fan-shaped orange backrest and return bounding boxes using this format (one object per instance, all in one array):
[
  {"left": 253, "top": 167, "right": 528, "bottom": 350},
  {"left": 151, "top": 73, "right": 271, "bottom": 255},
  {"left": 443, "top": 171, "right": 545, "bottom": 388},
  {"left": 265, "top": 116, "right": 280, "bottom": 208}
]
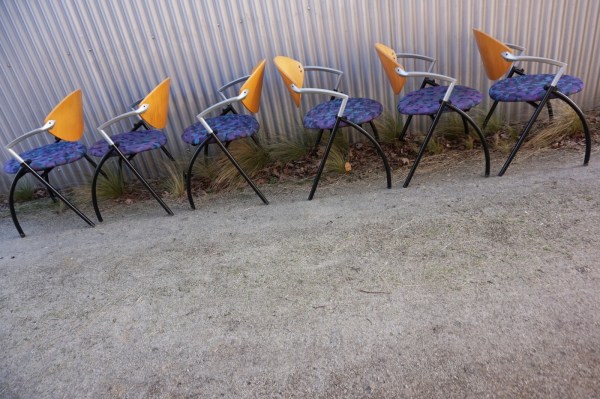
[
  {"left": 139, "top": 78, "right": 170, "bottom": 129},
  {"left": 473, "top": 29, "right": 513, "bottom": 80},
  {"left": 375, "top": 43, "right": 406, "bottom": 95},
  {"left": 274, "top": 56, "right": 304, "bottom": 107},
  {"left": 240, "top": 60, "right": 266, "bottom": 113},
  {"left": 44, "top": 89, "right": 84, "bottom": 141}
]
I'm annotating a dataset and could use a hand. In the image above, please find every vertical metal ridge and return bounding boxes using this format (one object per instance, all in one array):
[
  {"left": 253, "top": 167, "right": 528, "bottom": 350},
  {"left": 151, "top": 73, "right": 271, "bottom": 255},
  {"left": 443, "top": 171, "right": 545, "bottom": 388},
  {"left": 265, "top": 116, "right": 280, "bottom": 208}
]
[{"left": 1, "top": 0, "right": 599, "bottom": 193}]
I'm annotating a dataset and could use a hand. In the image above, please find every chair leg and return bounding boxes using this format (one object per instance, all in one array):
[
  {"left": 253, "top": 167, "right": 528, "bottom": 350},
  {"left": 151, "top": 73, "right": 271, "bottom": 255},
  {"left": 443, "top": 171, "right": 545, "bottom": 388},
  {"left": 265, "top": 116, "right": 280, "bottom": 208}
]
[
  {"left": 448, "top": 104, "right": 491, "bottom": 177},
  {"left": 11, "top": 162, "right": 95, "bottom": 237},
  {"left": 41, "top": 170, "right": 57, "bottom": 203},
  {"left": 404, "top": 104, "right": 446, "bottom": 188},
  {"left": 343, "top": 118, "right": 392, "bottom": 190},
  {"left": 482, "top": 100, "right": 500, "bottom": 129},
  {"left": 313, "top": 129, "right": 325, "bottom": 153},
  {"left": 83, "top": 154, "right": 108, "bottom": 179},
  {"left": 185, "top": 138, "right": 211, "bottom": 210},
  {"left": 160, "top": 145, "right": 176, "bottom": 162},
  {"left": 499, "top": 89, "right": 555, "bottom": 176},
  {"left": 8, "top": 166, "right": 30, "bottom": 237},
  {"left": 210, "top": 132, "right": 269, "bottom": 205},
  {"left": 113, "top": 145, "right": 174, "bottom": 216},
  {"left": 553, "top": 91, "right": 591, "bottom": 166},
  {"left": 91, "top": 148, "right": 116, "bottom": 222},
  {"left": 369, "top": 121, "right": 380, "bottom": 142},
  {"left": 308, "top": 121, "right": 341, "bottom": 200},
  {"left": 398, "top": 115, "right": 413, "bottom": 140}
]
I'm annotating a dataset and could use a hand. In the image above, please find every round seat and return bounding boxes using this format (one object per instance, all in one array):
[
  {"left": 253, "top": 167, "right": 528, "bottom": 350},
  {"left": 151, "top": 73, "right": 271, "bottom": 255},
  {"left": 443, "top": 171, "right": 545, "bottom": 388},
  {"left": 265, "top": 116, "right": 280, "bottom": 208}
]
[
  {"left": 89, "top": 129, "right": 167, "bottom": 157},
  {"left": 398, "top": 85, "right": 483, "bottom": 115},
  {"left": 181, "top": 114, "right": 259, "bottom": 146},
  {"left": 3, "top": 141, "right": 87, "bottom": 174},
  {"left": 303, "top": 98, "right": 383, "bottom": 130},
  {"left": 489, "top": 74, "right": 584, "bottom": 102}
]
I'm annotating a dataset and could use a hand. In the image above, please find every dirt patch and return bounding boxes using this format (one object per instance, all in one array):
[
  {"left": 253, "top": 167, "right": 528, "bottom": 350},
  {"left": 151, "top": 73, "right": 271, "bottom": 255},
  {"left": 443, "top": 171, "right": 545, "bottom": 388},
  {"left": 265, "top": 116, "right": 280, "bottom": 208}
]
[{"left": 1, "top": 146, "right": 600, "bottom": 398}]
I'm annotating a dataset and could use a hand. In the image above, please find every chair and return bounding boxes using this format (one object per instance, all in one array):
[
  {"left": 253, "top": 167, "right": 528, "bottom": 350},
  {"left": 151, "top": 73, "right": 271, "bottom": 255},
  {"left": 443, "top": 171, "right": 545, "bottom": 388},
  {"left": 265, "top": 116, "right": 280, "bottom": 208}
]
[
  {"left": 90, "top": 78, "right": 175, "bottom": 221},
  {"left": 274, "top": 56, "right": 391, "bottom": 200},
  {"left": 182, "top": 59, "right": 269, "bottom": 209},
  {"left": 375, "top": 43, "right": 490, "bottom": 187},
  {"left": 3, "top": 89, "right": 95, "bottom": 237},
  {"left": 473, "top": 29, "right": 591, "bottom": 175}
]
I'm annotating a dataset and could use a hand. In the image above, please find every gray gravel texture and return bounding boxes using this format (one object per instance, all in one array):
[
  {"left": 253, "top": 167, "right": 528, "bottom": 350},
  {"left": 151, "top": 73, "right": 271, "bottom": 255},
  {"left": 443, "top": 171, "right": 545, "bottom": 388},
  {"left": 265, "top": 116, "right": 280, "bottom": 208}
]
[{"left": 1, "top": 149, "right": 599, "bottom": 398}]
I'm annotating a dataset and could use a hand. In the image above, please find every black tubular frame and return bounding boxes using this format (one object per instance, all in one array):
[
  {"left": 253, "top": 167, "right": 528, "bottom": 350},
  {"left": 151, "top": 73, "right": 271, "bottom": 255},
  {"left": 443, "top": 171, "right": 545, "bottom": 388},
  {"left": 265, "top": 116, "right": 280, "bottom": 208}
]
[
  {"left": 184, "top": 130, "right": 269, "bottom": 209},
  {"left": 91, "top": 143, "right": 174, "bottom": 222},
  {"left": 8, "top": 160, "right": 95, "bottom": 238},
  {"left": 308, "top": 116, "right": 392, "bottom": 200},
  {"left": 481, "top": 66, "right": 591, "bottom": 176},
  {"left": 402, "top": 101, "right": 491, "bottom": 188}
]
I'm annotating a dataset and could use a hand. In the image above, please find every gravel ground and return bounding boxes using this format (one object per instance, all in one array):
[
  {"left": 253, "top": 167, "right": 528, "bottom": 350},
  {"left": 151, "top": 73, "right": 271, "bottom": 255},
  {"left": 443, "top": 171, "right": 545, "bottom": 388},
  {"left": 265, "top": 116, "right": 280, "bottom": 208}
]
[{"left": 1, "top": 148, "right": 599, "bottom": 398}]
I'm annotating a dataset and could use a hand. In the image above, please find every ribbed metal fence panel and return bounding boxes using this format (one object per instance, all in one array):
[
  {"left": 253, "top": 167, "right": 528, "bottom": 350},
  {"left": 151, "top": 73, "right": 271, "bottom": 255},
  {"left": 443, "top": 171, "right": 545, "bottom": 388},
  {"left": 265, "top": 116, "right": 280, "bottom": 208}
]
[{"left": 1, "top": 0, "right": 599, "bottom": 193}]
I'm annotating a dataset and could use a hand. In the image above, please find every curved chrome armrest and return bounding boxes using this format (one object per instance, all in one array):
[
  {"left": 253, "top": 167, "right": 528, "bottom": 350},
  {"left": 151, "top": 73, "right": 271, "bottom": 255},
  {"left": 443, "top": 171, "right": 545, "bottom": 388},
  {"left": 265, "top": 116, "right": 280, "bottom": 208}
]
[
  {"left": 291, "top": 84, "right": 350, "bottom": 117},
  {"left": 395, "top": 53, "right": 437, "bottom": 72},
  {"left": 5, "top": 120, "right": 56, "bottom": 163},
  {"left": 97, "top": 104, "right": 149, "bottom": 145},
  {"left": 196, "top": 92, "right": 248, "bottom": 134},
  {"left": 396, "top": 68, "right": 457, "bottom": 102},
  {"left": 501, "top": 52, "right": 567, "bottom": 86},
  {"left": 218, "top": 74, "right": 251, "bottom": 101},
  {"left": 505, "top": 43, "right": 526, "bottom": 54},
  {"left": 304, "top": 65, "right": 344, "bottom": 91}
]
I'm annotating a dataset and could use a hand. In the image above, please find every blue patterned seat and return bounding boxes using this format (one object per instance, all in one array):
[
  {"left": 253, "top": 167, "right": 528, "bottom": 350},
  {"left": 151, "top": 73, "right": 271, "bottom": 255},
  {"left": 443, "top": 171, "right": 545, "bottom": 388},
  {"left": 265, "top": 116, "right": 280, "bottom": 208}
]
[
  {"left": 182, "top": 114, "right": 259, "bottom": 145},
  {"left": 489, "top": 74, "right": 584, "bottom": 102},
  {"left": 303, "top": 98, "right": 383, "bottom": 130},
  {"left": 398, "top": 85, "right": 483, "bottom": 115},
  {"left": 88, "top": 129, "right": 166, "bottom": 157},
  {"left": 3, "top": 141, "right": 87, "bottom": 174}
]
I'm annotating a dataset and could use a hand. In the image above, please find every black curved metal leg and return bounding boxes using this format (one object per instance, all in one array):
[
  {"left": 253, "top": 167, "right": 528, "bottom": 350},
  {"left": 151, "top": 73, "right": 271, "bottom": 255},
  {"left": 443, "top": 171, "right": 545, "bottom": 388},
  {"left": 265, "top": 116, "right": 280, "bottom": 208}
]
[
  {"left": 482, "top": 100, "right": 500, "bottom": 130},
  {"left": 91, "top": 148, "right": 116, "bottom": 222},
  {"left": 309, "top": 120, "right": 341, "bottom": 200},
  {"left": 185, "top": 137, "right": 211, "bottom": 210},
  {"left": 369, "top": 121, "right": 380, "bottom": 142},
  {"left": 314, "top": 129, "right": 325, "bottom": 153},
  {"left": 8, "top": 166, "right": 29, "bottom": 237},
  {"left": 41, "top": 170, "right": 57, "bottom": 203},
  {"left": 499, "top": 88, "right": 554, "bottom": 176},
  {"left": 210, "top": 132, "right": 269, "bottom": 205},
  {"left": 160, "top": 145, "right": 176, "bottom": 162},
  {"left": 404, "top": 104, "right": 446, "bottom": 188},
  {"left": 398, "top": 115, "right": 413, "bottom": 140},
  {"left": 553, "top": 91, "right": 591, "bottom": 166},
  {"left": 343, "top": 118, "right": 392, "bottom": 189},
  {"left": 448, "top": 104, "right": 491, "bottom": 177}
]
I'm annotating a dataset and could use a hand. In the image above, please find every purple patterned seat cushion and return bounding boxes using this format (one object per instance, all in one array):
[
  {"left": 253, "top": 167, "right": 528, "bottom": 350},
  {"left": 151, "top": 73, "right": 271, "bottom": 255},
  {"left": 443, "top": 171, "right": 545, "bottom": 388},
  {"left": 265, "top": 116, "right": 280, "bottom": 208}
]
[
  {"left": 489, "top": 74, "right": 584, "bottom": 102},
  {"left": 397, "top": 85, "right": 483, "bottom": 115},
  {"left": 303, "top": 98, "right": 383, "bottom": 130},
  {"left": 181, "top": 114, "right": 259, "bottom": 146},
  {"left": 3, "top": 141, "right": 87, "bottom": 174},
  {"left": 88, "top": 129, "right": 167, "bottom": 157}
]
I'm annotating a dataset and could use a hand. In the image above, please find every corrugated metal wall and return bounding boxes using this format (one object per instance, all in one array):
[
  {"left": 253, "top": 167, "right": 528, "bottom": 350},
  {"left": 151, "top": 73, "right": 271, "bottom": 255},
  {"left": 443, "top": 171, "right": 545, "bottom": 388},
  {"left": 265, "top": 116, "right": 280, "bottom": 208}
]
[{"left": 1, "top": 0, "right": 599, "bottom": 193}]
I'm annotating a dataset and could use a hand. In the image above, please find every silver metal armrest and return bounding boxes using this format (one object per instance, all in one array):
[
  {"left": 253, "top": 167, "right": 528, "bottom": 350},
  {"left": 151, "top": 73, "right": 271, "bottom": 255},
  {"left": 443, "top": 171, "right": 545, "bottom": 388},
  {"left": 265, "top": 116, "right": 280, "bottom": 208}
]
[
  {"left": 502, "top": 52, "right": 567, "bottom": 86},
  {"left": 218, "top": 75, "right": 250, "bottom": 101},
  {"left": 291, "top": 84, "right": 350, "bottom": 117},
  {"left": 196, "top": 92, "right": 248, "bottom": 133},
  {"left": 5, "top": 120, "right": 56, "bottom": 163},
  {"left": 506, "top": 43, "right": 526, "bottom": 54},
  {"left": 304, "top": 66, "right": 344, "bottom": 91},
  {"left": 395, "top": 53, "right": 437, "bottom": 72},
  {"left": 397, "top": 68, "right": 457, "bottom": 102},
  {"left": 97, "top": 104, "right": 149, "bottom": 145}
]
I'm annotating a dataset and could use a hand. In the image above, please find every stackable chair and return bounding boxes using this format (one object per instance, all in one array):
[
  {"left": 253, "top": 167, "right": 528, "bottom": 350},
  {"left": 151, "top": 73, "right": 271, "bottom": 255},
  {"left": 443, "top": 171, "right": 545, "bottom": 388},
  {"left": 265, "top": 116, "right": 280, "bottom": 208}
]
[
  {"left": 274, "top": 56, "right": 391, "bottom": 200},
  {"left": 181, "top": 60, "right": 269, "bottom": 209},
  {"left": 473, "top": 29, "right": 591, "bottom": 175},
  {"left": 3, "top": 89, "right": 95, "bottom": 237},
  {"left": 90, "top": 78, "right": 174, "bottom": 221},
  {"left": 375, "top": 43, "right": 490, "bottom": 187}
]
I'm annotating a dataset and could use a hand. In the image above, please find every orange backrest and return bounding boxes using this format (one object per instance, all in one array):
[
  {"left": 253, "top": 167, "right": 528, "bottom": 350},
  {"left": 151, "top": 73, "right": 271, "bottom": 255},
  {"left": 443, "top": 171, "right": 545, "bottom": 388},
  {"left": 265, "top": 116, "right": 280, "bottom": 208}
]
[
  {"left": 44, "top": 89, "right": 84, "bottom": 141},
  {"left": 274, "top": 56, "right": 305, "bottom": 107},
  {"left": 139, "top": 78, "right": 171, "bottom": 129},
  {"left": 240, "top": 59, "right": 266, "bottom": 113},
  {"left": 374, "top": 43, "right": 406, "bottom": 95},
  {"left": 473, "top": 29, "right": 513, "bottom": 80}
]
